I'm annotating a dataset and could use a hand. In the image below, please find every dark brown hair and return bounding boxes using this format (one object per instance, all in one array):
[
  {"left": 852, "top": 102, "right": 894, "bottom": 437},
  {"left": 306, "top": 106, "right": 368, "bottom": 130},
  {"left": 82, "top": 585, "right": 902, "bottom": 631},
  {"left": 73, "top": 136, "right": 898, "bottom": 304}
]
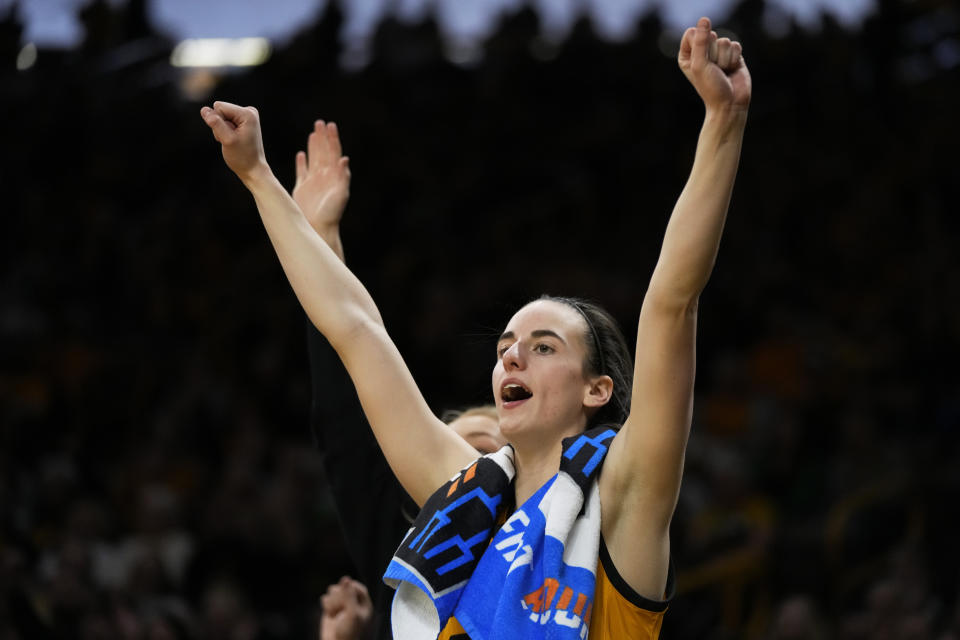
[{"left": 537, "top": 295, "right": 633, "bottom": 430}]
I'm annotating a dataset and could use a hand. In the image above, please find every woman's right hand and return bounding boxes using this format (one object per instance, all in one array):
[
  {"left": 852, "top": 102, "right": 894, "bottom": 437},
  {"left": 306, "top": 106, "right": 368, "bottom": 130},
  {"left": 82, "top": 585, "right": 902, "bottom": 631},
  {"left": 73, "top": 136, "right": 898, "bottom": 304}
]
[{"left": 200, "top": 101, "right": 271, "bottom": 184}]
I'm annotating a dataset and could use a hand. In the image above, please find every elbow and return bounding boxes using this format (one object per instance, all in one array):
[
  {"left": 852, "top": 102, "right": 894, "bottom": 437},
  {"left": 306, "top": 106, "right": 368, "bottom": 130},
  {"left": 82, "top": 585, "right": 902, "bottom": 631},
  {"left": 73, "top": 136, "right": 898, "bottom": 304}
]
[
  {"left": 347, "top": 314, "right": 387, "bottom": 343},
  {"left": 648, "top": 247, "right": 718, "bottom": 311},
  {"left": 643, "top": 283, "right": 701, "bottom": 319},
  {"left": 318, "top": 305, "right": 385, "bottom": 354}
]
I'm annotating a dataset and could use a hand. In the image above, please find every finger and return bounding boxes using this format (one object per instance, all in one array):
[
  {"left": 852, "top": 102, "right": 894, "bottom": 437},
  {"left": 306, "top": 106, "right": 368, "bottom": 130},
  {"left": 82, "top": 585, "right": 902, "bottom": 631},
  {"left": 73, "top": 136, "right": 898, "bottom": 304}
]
[
  {"left": 708, "top": 30, "right": 719, "bottom": 64},
  {"left": 690, "top": 17, "right": 712, "bottom": 70},
  {"left": 350, "top": 588, "right": 368, "bottom": 607},
  {"left": 307, "top": 120, "right": 325, "bottom": 172},
  {"left": 323, "top": 587, "right": 345, "bottom": 611},
  {"left": 200, "top": 105, "right": 226, "bottom": 127},
  {"left": 314, "top": 120, "right": 333, "bottom": 165},
  {"left": 200, "top": 106, "right": 235, "bottom": 143},
  {"left": 349, "top": 580, "right": 370, "bottom": 599},
  {"left": 295, "top": 150, "right": 307, "bottom": 187},
  {"left": 211, "top": 100, "right": 251, "bottom": 126},
  {"left": 327, "top": 122, "right": 342, "bottom": 158},
  {"left": 200, "top": 106, "right": 219, "bottom": 127},
  {"left": 730, "top": 41, "right": 743, "bottom": 70},
  {"left": 716, "top": 37, "right": 733, "bottom": 69}
]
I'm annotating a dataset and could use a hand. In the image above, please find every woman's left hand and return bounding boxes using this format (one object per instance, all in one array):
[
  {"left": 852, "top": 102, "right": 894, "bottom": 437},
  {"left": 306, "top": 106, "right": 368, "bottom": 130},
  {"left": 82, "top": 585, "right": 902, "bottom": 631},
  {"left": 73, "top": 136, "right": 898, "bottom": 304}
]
[{"left": 678, "top": 17, "right": 752, "bottom": 115}]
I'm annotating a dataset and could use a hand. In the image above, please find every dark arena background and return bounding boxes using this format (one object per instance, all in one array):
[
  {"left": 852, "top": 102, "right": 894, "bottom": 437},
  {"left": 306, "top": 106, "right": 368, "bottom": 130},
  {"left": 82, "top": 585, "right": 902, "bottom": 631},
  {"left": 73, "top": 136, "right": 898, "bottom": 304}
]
[{"left": 2, "top": 0, "right": 959, "bottom": 638}]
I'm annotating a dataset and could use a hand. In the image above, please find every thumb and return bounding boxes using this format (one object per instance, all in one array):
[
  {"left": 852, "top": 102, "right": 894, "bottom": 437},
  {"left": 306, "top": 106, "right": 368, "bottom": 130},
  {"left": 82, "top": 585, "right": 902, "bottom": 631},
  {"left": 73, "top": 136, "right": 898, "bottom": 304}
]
[
  {"left": 295, "top": 150, "right": 307, "bottom": 188},
  {"left": 678, "top": 27, "right": 696, "bottom": 66}
]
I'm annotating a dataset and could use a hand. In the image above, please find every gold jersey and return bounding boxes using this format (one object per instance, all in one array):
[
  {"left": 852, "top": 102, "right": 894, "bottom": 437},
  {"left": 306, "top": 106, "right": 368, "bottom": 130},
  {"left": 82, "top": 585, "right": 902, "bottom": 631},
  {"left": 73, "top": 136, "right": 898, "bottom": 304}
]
[{"left": 437, "top": 539, "right": 673, "bottom": 639}]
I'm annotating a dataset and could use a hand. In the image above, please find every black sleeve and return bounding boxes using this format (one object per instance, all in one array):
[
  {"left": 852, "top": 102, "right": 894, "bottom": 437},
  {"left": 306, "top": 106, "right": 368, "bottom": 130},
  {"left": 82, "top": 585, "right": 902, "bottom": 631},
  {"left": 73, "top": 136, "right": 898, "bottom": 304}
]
[{"left": 307, "top": 320, "right": 413, "bottom": 625}]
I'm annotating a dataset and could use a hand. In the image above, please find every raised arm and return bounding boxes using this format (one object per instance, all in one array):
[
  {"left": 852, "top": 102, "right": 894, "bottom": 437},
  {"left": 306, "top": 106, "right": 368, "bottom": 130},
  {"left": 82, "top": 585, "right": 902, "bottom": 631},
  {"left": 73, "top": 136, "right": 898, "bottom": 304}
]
[
  {"left": 600, "top": 17, "right": 751, "bottom": 599},
  {"left": 200, "top": 103, "right": 478, "bottom": 504}
]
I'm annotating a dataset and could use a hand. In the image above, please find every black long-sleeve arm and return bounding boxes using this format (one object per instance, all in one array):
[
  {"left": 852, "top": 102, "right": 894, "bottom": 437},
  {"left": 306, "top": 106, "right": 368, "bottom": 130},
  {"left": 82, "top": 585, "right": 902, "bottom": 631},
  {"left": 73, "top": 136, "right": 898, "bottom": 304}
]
[{"left": 307, "top": 321, "right": 414, "bottom": 639}]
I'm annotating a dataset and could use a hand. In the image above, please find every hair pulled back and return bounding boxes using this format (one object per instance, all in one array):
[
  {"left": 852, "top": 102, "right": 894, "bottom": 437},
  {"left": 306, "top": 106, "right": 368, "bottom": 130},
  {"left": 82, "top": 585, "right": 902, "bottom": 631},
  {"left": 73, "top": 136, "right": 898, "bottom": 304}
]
[{"left": 538, "top": 295, "right": 632, "bottom": 431}]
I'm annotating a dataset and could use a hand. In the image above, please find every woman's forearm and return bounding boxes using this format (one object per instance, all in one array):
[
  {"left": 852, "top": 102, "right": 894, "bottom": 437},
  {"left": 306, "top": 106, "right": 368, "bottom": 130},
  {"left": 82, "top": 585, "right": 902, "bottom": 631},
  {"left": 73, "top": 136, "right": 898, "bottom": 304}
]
[{"left": 648, "top": 108, "right": 747, "bottom": 308}]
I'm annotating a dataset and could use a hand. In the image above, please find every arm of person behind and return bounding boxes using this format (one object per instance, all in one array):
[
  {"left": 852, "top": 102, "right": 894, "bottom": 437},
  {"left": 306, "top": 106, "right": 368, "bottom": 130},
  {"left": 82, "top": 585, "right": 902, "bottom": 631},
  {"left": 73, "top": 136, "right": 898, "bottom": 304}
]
[
  {"left": 309, "top": 324, "right": 412, "bottom": 589},
  {"left": 199, "top": 103, "right": 479, "bottom": 506},
  {"left": 601, "top": 16, "right": 751, "bottom": 601},
  {"left": 295, "top": 122, "right": 415, "bottom": 605}
]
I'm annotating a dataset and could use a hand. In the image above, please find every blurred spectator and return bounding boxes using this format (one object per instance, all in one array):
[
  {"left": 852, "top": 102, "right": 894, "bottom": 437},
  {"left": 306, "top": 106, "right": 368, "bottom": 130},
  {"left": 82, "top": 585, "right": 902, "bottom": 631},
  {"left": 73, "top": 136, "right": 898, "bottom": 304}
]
[{"left": 767, "top": 594, "right": 828, "bottom": 640}]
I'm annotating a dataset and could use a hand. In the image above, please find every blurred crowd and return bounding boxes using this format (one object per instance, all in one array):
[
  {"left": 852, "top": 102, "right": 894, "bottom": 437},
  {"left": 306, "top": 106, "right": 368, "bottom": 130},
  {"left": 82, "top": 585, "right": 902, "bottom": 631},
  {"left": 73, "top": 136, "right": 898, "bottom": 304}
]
[{"left": 1, "top": 0, "right": 958, "bottom": 638}]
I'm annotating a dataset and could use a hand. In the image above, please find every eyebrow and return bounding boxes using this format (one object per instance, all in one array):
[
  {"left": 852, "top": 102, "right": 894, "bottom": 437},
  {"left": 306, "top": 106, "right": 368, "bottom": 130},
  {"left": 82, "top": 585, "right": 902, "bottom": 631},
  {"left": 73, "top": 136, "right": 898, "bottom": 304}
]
[{"left": 497, "top": 329, "right": 567, "bottom": 344}]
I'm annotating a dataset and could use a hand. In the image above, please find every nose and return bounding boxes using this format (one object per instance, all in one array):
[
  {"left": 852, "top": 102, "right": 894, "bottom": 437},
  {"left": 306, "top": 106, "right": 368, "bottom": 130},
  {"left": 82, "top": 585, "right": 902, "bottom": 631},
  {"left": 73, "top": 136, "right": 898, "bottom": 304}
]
[{"left": 502, "top": 341, "right": 525, "bottom": 370}]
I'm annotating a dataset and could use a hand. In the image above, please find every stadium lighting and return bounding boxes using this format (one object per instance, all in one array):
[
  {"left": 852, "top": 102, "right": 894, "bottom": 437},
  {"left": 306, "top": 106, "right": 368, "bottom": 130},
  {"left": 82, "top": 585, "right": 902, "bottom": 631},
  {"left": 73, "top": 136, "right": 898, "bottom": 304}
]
[
  {"left": 170, "top": 38, "right": 271, "bottom": 68},
  {"left": 17, "top": 43, "right": 37, "bottom": 71}
]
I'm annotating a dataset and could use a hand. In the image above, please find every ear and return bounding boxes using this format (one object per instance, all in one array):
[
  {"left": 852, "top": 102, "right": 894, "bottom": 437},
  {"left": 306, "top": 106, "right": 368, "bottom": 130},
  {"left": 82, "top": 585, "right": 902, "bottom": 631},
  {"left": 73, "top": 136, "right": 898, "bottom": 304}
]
[{"left": 583, "top": 375, "right": 613, "bottom": 409}]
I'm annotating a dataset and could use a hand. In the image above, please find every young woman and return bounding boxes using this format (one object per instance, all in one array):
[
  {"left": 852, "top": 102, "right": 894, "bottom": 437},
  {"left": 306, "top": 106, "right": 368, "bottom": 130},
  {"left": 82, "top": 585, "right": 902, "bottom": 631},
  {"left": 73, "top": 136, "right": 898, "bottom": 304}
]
[{"left": 200, "top": 17, "right": 750, "bottom": 639}]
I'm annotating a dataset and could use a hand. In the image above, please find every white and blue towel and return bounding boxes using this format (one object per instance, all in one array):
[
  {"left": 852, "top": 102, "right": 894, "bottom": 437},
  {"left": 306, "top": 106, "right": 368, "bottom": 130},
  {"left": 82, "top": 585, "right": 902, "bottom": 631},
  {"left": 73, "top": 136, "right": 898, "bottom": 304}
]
[{"left": 384, "top": 427, "right": 617, "bottom": 639}]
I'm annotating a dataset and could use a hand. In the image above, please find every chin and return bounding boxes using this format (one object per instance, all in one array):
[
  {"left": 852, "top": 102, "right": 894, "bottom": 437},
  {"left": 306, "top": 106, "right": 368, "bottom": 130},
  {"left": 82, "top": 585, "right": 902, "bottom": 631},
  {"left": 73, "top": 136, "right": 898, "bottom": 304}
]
[
  {"left": 497, "top": 418, "right": 521, "bottom": 435},
  {"left": 497, "top": 416, "right": 530, "bottom": 438}
]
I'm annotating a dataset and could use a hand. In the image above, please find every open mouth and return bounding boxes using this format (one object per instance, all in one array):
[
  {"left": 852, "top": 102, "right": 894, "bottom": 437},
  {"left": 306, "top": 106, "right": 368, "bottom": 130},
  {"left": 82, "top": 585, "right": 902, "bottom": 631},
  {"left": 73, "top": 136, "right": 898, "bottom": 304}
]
[{"left": 501, "top": 383, "right": 532, "bottom": 403}]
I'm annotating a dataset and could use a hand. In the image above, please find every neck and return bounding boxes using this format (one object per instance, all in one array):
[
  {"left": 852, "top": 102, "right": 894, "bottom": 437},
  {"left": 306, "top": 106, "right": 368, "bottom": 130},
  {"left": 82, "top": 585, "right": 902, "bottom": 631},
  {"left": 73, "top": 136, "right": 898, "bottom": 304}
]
[
  {"left": 505, "top": 413, "right": 591, "bottom": 506},
  {"left": 511, "top": 434, "right": 570, "bottom": 507}
]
